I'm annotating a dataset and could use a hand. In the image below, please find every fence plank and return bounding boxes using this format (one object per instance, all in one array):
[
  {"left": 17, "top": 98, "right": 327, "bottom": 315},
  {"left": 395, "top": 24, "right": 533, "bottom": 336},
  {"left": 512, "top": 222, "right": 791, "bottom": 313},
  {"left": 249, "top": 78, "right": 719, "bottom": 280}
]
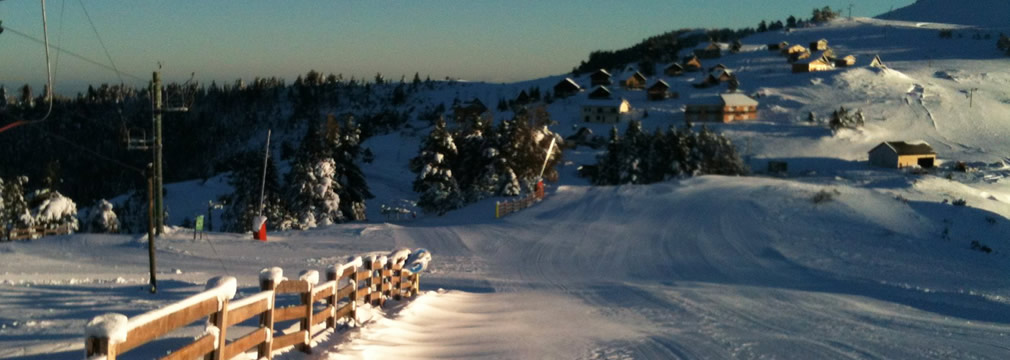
[
  {"left": 334, "top": 303, "right": 352, "bottom": 320},
  {"left": 312, "top": 306, "right": 333, "bottom": 326},
  {"left": 159, "top": 334, "right": 216, "bottom": 360},
  {"left": 225, "top": 296, "right": 271, "bottom": 328},
  {"left": 274, "top": 305, "right": 309, "bottom": 323},
  {"left": 336, "top": 284, "right": 354, "bottom": 299},
  {"left": 118, "top": 297, "right": 219, "bottom": 354},
  {"left": 223, "top": 327, "right": 268, "bottom": 360},
  {"left": 272, "top": 330, "right": 308, "bottom": 351},
  {"left": 312, "top": 282, "right": 336, "bottom": 303},
  {"left": 274, "top": 280, "right": 311, "bottom": 294}
]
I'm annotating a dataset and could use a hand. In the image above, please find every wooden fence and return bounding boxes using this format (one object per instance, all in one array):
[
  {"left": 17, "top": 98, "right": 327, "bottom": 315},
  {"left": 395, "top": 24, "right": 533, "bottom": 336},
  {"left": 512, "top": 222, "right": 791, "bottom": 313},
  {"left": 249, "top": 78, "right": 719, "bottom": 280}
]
[
  {"left": 495, "top": 182, "right": 546, "bottom": 218},
  {"left": 2, "top": 223, "right": 74, "bottom": 241},
  {"left": 85, "top": 249, "right": 423, "bottom": 360}
]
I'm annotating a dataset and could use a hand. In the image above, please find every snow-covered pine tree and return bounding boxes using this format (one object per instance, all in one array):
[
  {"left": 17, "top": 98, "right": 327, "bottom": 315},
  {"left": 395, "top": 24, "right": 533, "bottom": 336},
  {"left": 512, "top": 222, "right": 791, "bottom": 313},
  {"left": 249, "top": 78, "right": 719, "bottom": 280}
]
[
  {"left": 328, "top": 116, "right": 371, "bottom": 221},
  {"left": 619, "top": 120, "right": 648, "bottom": 184},
  {"left": 695, "top": 125, "right": 748, "bottom": 176},
  {"left": 593, "top": 126, "right": 623, "bottom": 185},
  {"left": 1, "top": 176, "right": 32, "bottom": 229},
  {"left": 455, "top": 119, "right": 493, "bottom": 202},
  {"left": 28, "top": 189, "right": 79, "bottom": 231},
  {"left": 412, "top": 117, "right": 463, "bottom": 215},
  {"left": 87, "top": 199, "right": 119, "bottom": 233}
]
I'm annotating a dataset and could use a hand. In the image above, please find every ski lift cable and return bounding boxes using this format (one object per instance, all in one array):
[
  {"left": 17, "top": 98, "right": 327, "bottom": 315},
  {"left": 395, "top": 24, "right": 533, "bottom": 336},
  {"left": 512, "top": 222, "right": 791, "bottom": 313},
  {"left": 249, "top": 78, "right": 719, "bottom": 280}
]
[
  {"left": 77, "top": 0, "right": 124, "bottom": 85},
  {"left": 0, "top": 25, "right": 145, "bottom": 81},
  {"left": 0, "top": 0, "right": 53, "bottom": 133},
  {"left": 29, "top": 121, "right": 145, "bottom": 174},
  {"left": 52, "top": 0, "right": 65, "bottom": 82}
]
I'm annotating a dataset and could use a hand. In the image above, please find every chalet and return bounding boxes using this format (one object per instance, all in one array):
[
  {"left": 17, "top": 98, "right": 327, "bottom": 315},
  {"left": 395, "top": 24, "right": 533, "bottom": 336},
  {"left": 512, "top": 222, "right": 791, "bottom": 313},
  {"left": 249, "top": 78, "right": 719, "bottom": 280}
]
[
  {"left": 683, "top": 55, "right": 703, "bottom": 72},
  {"left": 664, "top": 63, "right": 685, "bottom": 76},
  {"left": 694, "top": 43, "right": 722, "bottom": 59},
  {"left": 788, "top": 50, "right": 812, "bottom": 63},
  {"left": 709, "top": 64, "right": 727, "bottom": 73},
  {"left": 684, "top": 93, "right": 759, "bottom": 123},
  {"left": 809, "top": 39, "right": 829, "bottom": 51},
  {"left": 587, "top": 85, "right": 612, "bottom": 100},
  {"left": 868, "top": 141, "right": 936, "bottom": 168},
  {"left": 709, "top": 68, "right": 734, "bottom": 83},
  {"left": 582, "top": 98, "right": 631, "bottom": 123},
  {"left": 590, "top": 69, "right": 613, "bottom": 86},
  {"left": 792, "top": 53, "right": 835, "bottom": 73},
  {"left": 835, "top": 55, "right": 857, "bottom": 67},
  {"left": 782, "top": 44, "right": 808, "bottom": 57},
  {"left": 647, "top": 80, "right": 672, "bottom": 101},
  {"left": 553, "top": 78, "right": 582, "bottom": 98},
  {"left": 622, "top": 71, "right": 648, "bottom": 90},
  {"left": 768, "top": 41, "right": 789, "bottom": 51},
  {"left": 453, "top": 98, "right": 488, "bottom": 123}
]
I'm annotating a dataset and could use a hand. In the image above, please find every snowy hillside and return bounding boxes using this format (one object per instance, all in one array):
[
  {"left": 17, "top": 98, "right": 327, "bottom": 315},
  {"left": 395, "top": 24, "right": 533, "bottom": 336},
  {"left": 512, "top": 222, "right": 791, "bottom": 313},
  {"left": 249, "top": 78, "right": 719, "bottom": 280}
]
[
  {"left": 879, "top": 0, "right": 1010, "bottom": 28},
  {"left": 4, "top": 15, "right": 1010, "bottom": 359}
]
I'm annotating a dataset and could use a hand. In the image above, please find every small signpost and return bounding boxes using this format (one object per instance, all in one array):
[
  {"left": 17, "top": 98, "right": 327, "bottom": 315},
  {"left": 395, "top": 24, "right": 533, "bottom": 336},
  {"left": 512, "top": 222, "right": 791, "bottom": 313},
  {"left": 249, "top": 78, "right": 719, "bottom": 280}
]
[{"left": 193, "top": 215, "right": 204, "bottom": 240}]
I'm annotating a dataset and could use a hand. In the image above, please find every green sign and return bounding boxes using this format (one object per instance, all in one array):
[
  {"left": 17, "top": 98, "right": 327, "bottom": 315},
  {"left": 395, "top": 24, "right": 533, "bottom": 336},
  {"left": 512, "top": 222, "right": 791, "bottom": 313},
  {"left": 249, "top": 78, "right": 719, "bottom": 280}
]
[{"left": 194, "top": 215, "right": 205, "bottom": 231}]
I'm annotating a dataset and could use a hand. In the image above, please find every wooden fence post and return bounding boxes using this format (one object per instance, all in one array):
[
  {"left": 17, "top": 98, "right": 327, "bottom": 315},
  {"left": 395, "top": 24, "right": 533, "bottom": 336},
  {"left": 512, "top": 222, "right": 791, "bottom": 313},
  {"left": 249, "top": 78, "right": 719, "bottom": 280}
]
[
  {"left": 325, "top": 268, "right": 338, "bottom": 329},
  {"left": 300, "top": 284, "right": 313, "bottom": 354},
  {"left": 258, "top": 269, "right": 280, "bottom": 360},
  {"left": 205, "top": 298, "right": 229, "bottom": 360},
  {"left": 86, "top": 337, "right": 118, "bottom": 360}
]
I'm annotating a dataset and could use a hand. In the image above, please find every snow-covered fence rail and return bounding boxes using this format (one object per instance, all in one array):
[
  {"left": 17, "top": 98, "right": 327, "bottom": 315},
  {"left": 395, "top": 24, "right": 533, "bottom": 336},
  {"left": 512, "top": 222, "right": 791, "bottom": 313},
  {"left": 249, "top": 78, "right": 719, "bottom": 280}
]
[
  {"left": 4, "top": 223, "right": 74, "bottom": 241},
  {"left": 84, "top": 248, "right": 428, "bottom": 360},
  {"left": 495, "top": 184, "right": 546, "bottom": 219}
]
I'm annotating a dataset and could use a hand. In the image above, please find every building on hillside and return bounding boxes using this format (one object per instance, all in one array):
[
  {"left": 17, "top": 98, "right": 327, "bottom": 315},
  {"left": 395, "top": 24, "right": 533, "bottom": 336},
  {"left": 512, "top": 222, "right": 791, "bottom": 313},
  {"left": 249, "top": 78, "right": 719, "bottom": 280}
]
[
  {"left": 835, "top": 55, "right": 857, "bottom": 67},
  {"left": 709, "top": 64, "right": 727, "bottom": 73},
  {"left": 683, "top": 55, "right": 703, "bottom": 72},
  {"left": 809, "top": 39, "right": 829, "bottom": 51},
  {"left": 582, "top": 98, "right": 631, "bottom": 123},
  {"left": 684, "top": 93, "right": 759, "bottom": 123},
  {"left": 664, "top": 63, "right": 685, "bottom": 76},
  {"left": 553, "top": 78, "right": 582, "bottom": 98},
  {"left": 782, "top": 44, "right": 808, "bottom": 57},
  {"left": 622, "top": 71, "right": 648, "bottom": 90},
  {"left": 731, "top": 40, "right": 743, "bottom": 53},
  {"left": 868, "top": 141, "right": 936, "bottom": 168},
  {"left": 587, "top": 85, "right": 612, "bottom": 99},
  {"left": 694, "top": 43, "right": 722, "bottom": 59},
  {"left": 788, "top": 50, "right": 812, "bottom": 63},
  {"left": 590, "top": 69, "right": 613, "bottom": 86},
  {"left": 453, "top": 98, "right": 488, "bottom": 123},
  {"left": 647, "top": 80, "right": 675, "bottom": 101},
  {"left": 792, "top": 53, "right": 835, "bottom": 73},
  {"left": 768, "top": 41, "right": 789, "bottom": 51}
]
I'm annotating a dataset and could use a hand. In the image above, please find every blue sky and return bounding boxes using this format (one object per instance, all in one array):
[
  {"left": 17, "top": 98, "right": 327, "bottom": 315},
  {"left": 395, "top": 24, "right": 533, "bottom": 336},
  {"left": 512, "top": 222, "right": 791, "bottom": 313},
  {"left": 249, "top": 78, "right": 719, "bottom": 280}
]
[{"left": 1, "top": 0, "right": 913, "bottom": 94}]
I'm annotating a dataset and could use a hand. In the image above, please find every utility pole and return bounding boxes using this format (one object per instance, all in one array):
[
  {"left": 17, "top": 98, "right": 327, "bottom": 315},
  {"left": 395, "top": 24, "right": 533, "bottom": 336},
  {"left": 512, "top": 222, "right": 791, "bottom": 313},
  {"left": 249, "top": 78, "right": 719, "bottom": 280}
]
[
  {"left": 146, "top": 163, "right": 158, "bottom": 293},
  {"left": 969, "top": 88, "right": 979, "bottom": 108},
  {"left": 848, "top": 3, "right": 854, "bottom": 19},
  {"left": 152, "top": 71, "right": 165, "bottom": 235}
]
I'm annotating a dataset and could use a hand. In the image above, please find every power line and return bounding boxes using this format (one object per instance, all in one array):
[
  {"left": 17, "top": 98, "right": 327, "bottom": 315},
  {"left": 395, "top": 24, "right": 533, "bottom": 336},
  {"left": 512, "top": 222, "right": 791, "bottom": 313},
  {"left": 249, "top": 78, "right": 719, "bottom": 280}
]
[
  {"left": 28, "top": 122, "right": 146, "bottom": 174},
  {"left": 77, "top": 0, "right": 123, "bottom": 85},
  {"left": 1, "top": 25, "right": 145, "bottom": 82}
]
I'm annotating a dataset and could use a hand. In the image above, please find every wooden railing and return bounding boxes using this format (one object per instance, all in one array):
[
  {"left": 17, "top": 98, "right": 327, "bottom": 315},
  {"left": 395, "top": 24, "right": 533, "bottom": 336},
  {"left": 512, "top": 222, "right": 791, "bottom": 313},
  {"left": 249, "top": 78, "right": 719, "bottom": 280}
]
[
  {"left": 85, "top": 249, "right": 423, "bottom": 360},
  {"left": 3, "top": 223, "right": 74, "bottom": 241},
  {"left": 495, "top": 183, "right": 546, "bottom": 218}
]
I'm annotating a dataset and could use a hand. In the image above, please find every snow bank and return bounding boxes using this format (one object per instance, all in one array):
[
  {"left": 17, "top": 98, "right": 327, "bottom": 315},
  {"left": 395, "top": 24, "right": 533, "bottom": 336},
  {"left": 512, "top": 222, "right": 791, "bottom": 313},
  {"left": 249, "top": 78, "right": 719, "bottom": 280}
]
[{"left": 85, "top": 313, "right": 128, "bottom": 342}]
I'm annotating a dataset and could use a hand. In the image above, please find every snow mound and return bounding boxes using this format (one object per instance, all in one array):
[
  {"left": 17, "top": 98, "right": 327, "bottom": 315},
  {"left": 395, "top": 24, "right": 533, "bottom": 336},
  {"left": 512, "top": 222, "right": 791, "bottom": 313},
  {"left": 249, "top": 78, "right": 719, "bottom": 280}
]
[
  {"left": 298, "top": 270, "right": 319, "bottom": 285},
  {"left": 85, "top": 313, "right": 128, "bottom": 342},
  {"left": 259, "top": 267, "right": 284, "bottom": 283}
]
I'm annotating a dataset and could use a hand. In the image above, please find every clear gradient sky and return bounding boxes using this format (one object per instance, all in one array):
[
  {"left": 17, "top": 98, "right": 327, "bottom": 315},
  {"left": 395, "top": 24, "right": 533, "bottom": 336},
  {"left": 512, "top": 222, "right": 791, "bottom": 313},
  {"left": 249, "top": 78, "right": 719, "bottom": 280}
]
[{"left": 1, "top": 0, "right": 913, "bottom": 94}]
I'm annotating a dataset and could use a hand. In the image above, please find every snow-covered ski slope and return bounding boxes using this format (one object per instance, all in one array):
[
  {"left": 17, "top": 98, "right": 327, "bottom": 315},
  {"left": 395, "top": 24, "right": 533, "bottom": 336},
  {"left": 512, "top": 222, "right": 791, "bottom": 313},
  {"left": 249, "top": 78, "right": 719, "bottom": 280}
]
[
  {"left": 5, "top": 14, "right": 1010, "bottom": 359},
  {"left": 879, "top": 0, "right": 1010, "bottom": 28}
]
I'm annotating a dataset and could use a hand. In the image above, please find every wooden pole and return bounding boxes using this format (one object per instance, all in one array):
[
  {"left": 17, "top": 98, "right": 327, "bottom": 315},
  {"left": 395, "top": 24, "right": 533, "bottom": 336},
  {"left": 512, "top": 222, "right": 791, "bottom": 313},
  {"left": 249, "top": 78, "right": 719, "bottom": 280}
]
[
  {"left": 146, "top": 164, "right": 158, "bottom": 293},
  {"left": 153, "top": 72, "right": 164, "bottom": 236}
]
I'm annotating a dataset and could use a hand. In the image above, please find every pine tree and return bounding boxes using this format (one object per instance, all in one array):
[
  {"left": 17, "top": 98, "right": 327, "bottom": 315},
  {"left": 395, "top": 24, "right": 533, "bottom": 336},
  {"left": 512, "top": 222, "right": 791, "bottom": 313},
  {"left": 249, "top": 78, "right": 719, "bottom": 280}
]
[
  {"left": 411, "top": 118, "right": 463, "bottom": 215},
  {"left": 87, "top": 199, "right": 119, "bottom": 233},
  {"left": 221, "top": 151, "right": 288, "bottom": 232},
  {"left": 594, "top": 126, "right": 623, "bottom": 185},
  {"left": 786, "top": 16, "right": 797, "bottom": 28},
  {"left": 620, "top": 120, "right": 648, "bottom": 184},
  {"left": 455, "top": 120, "right": 492, "bottom": 202},
  {"left": 328, "top": 116, "right": 371, "bottom": 221},
  {"left": 27, "top": 189, "right": 79, "bottom": 231},
  {"left": 1, "top": 176, "right": 31, "bottom": 229},
  {"left": 757, "top": 20, "right": 768, "bottom": 32}
]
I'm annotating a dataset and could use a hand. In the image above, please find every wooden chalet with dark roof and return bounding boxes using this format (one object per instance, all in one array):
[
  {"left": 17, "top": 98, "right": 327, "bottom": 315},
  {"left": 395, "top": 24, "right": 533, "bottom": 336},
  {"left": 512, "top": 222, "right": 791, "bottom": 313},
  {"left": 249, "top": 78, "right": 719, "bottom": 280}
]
[
  {"left": 647, "top": 80, "right": 674, "bottom": 101},
  {"left": 768, "top": 41, "right": 789, "bottom": 51},
  {"left": 868, "top": 141, "right": 936, "bottom": 168},
  {"left": 590, "top": 69, "right": 613, "bottom": 86},
  {"left": 587, "top": 85, "right": 612, "bottom": 99},
  {"left": 835, "top": 55, "right": 857, "bottom": 67},
  {"left": 664, "top": 63, "right": 684, "bottom": 76},
  {"left": 453, "top": 98, "right": 488, "bottom": 123},
  {"left": 553, "top": 78, "right": 582, "bottom": 98},
  {"left": 694, "top": 43, "right": 722, "bottom": 59},
  {"left": 622, "top": 71, "right": 647, "bottom": 90},
  {"left": 683, "top": 55, "right": 703, "bottom": 72},
  {"left": 809, "top": 39, "right": 829, "bottom": 52}
]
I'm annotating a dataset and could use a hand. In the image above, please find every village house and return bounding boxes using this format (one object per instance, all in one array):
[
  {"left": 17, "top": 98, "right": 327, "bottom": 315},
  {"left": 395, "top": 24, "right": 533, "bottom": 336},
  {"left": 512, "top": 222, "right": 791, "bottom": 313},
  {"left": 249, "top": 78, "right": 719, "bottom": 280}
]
[
  {"left": 809, "top": 39, "right": 829, "bottom": 51},
  {"left": 553, "top": 78, "right": 582, "bottom": 98},
  {"left": 664, "top": 63, "right": 685, "bottom": 76},
  {"left": 587, "top": 85, "right": 612, "bottom": 100},
  {"left": 788, "top": 50, "right": 812, "bottom": 63},
  {"left": 835, "top": 55, "right": 857, "bottom": 67},
  {"left": 622, "top": 71, "right": 648, "bottom": 90},
  {"left": 694, "top": 42, "right": 722, "bottom": 59},
  {"left": 792, "top": 52, "right": 835, "bottom": 73},
  {"left": 683, "top": 55, "right": 703, "bottom": 72},
  {"left": 684, "top": 93, "right": 759, "bottom": 123},
  {"left": 709, "top": 64, "right": 727, "bottom": 72},
  {"left": 582, "top": 97, "right": 631, "bottom": 123},
  {"left": 647, "top": 80, "right": 676, "bottom": 101},
  {"left": 590, "top": 69, "right": 613, "bottom": 86},
  {"left": 868, "top": 141, "right": 936, "bottom": 168},
  {"left": 768, "top": 41, "right": 789, "bottom": 51},
  {"left": 782, "top": 44, "right": 808, "bottom": 57}
]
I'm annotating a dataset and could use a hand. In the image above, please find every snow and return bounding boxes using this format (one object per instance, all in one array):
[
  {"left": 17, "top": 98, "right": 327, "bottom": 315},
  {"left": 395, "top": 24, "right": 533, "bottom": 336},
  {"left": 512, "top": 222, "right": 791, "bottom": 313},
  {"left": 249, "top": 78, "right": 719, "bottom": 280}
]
[
  {"left": 203, "top": 276, "right": 237, "bottom": 303},
  {"left": 84, "top": 313, "right": 128, "bottom": 343},
  {"left": 298, "top": 270, "right": 319, "bottom": 285},
  {"left": 259, "top": 267, "right": 284, "bottom": 283}
]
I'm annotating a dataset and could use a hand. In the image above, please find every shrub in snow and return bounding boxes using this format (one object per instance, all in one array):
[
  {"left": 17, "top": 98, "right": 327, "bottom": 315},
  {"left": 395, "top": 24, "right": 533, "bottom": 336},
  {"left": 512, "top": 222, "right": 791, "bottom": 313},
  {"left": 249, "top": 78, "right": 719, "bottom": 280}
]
[
  {"left": 828, "top": 107, "right": 865, "bottom": 131},
  {"left": 971, "top": 240, "right": 993, "bottom": 254},
  {"left": 28, "top": 190, "right": 78, "bottom": 231},
  {"left": 87, "top": 199, "right": 119, "bottom": 233},
  {"left": 952, "top": 198, "right": 967, "bottom": 206}
]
